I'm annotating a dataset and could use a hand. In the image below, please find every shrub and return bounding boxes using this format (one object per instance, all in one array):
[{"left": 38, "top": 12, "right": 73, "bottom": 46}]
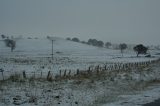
[{"left": 72, "top": 37, "right": 80, "bottom": 42}]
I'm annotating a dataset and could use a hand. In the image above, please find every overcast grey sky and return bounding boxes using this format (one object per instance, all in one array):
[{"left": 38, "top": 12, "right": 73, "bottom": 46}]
[{"left": 0, "top": 0, "right": 160, "bottom": 45}]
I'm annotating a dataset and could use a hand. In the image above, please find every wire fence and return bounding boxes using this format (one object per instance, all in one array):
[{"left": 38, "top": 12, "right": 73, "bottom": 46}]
[{"left": 0, "top": 58, "right": 160, "bottom": 81}]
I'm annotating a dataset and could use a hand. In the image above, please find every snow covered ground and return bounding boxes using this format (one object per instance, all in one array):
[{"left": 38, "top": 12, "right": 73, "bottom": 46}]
[
  {"left": 0, "top": 37, "right": 159, "bottom": 78},
  {"left": 103, "top": 83, "right": 160, "bottom": 106},
  {"left": 0, "top": 37, "right": 160, "bottom": 106},
  {"left": 0, "top": 62, "right": 160, "bottom": 106}
]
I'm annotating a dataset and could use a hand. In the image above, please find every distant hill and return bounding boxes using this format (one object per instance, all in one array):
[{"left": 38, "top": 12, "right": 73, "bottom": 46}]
[{"left": 0, "top": 37, "right": 103, "bottom": 56}]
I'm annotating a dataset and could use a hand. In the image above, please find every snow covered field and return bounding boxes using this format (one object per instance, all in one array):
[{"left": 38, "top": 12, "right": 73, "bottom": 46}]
[
  {"left": 0, "top": 37, "right": 159, "bottom": 78},
  {"left": 0, "top": 62, "right": 160, "bottom": 106},
  {"left": 0, "top": 37, "right": 160, "bottom": 106}
]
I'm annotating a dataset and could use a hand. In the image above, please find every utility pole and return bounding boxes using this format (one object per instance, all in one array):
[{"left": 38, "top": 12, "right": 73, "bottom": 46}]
[
  {"left": 51, "top": 40, "right": 53, "bottom": 60},
  {"left": 47, "top": 37, "right": 55, "bottom": 60}
]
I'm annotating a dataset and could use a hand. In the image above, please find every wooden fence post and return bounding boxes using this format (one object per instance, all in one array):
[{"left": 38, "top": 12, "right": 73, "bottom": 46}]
[
  {"left": 68, "top": 70, "right": 71, "bottom": 77},
  {"left": 88, "top": 67, "right": 91, "bottom": 71},
  {"left": 104, "top": 65, "right": 107, "bottom": 70},
  {"left": 97, "top": 69, "right": 99, "bottom": 75},
  {"left": 88, "top": 67, "right": 91, "bottom": 74},
  {"left": 63, "top": 70, "right": 67, "bottom": 77},
  {"left": 23, "top": 71, "right": 26, "bottom": 79},
  {"left": 47, "top": 71, "right": 51, "bottom": 80},
  {"left": 59, "top": 70, "right": 61, "bottom": 77},
  {"left": 77, "top": 69, "right": 79, "bottom": 75},
  {"left": 0, "top": 69, "right": 4, "bottom": 80},
  {"left": 41, "top": 71, "right": 42, "bottom": 78}
]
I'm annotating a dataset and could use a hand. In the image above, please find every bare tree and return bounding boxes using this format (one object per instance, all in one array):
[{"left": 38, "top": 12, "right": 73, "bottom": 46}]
[
  {"left": 4, "top": 39, "right": 16, "bottom": 52},
  {"left": 119, "top": 43, "right": 127, "bottom": 56}
]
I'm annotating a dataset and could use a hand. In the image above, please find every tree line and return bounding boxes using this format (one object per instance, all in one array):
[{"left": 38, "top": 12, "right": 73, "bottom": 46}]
[
  {"left": 67, "top": 37, "right": 149, "bottom": 57},
  {"left": 67, "top": 37, "right": 107, "bottom": 47}
]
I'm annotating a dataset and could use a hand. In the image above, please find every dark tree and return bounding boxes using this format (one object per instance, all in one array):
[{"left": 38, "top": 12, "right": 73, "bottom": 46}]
[
  {"left": 87, "top": 39, "right": 93, "bottom": 45},
  {"left": 66, "top": 37, "right": 71, "bottom": 40},
  {"left": 105, "top": 42, "right": 112, "bottom": 48},
  {"left": 72, "top": 37, "right": 80, "bottom": 42},
  {"left": 10, "top": 40, "right": 16, "bottom": 52},
  {"left": 97, "top": 40, "right": 104, "bottom": 47},
  {"left": 88, "top": 39, "right": 98, "bottom": 46},
  {"left": 1, "top": 34, "right": 6, "bottom": 39},
  {"left": 88, "top": 39, "right": 104, "bottom": 47},
  {"left": 133, "top": 44, "right": 148, "bottom": 57},
  {"left": 4, "top": 39, "right": 16, "bottom": 52},
  {"left": 119, "top": 43, "right": 127, "bottom": 56}
]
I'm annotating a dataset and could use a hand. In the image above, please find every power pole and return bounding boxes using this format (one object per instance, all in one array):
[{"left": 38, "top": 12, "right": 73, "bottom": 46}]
[{"left": 51, "top": 40, "right": 53, "bottom": 60}]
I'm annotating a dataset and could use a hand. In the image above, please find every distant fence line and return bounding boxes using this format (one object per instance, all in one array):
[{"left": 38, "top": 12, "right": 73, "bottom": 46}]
[{"left": 0, "top": 58, "right": 160, "bottom": 81}]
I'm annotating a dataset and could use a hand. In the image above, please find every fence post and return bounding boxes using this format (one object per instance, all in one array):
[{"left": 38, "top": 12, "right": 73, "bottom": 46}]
[
  {"left": 41, "top": 71, "right": 42, "bottom": 78},
  {"left": 47, "top": 71, "right": 51, "bottom": 80},
  {"left": 68, "top": 70, "right": 71, "bottom": 77},
  {"left": 68, "top": 70, "right": 71, "bottom": 79},
  {"left": 64, "top": 70, "right": 67, "bottom": 77},
  {"left": 88, "top": 67, "right": 91, "bottom": 71},
  {"left": 97, "top": 69, "right": 99, "bottom": 75},
  {"left": 104, "top": 65, "right": 107, "bottom": 70},
  {"left": 88, "top": 67, "right": 91, "bottom": 74},
  {"left": 59, "top": 70, "right": 61, "bottom": 77},
  {"left": 23, "top": 71, "right": 26, "bottom": 79},
  {"left": 0, "top": 69, "right": 4, "bottom": 80},
  {"left": 76, "top": 69, "right": 79, "bottom": 75}
]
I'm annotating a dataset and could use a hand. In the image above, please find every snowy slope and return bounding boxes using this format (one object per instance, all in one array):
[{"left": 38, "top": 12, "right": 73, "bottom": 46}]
[
  {"left": 0, "top": 37, "right": 159, "bottom": 76},
  {"left": 0, "top": 37, "right": 157, "bottom": 61},
  {"left": 0, "top": 37, "right": 97, "bottom": 56},
  {"left": 1, "top": 37, "right": 129, "bottom": 61}
]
